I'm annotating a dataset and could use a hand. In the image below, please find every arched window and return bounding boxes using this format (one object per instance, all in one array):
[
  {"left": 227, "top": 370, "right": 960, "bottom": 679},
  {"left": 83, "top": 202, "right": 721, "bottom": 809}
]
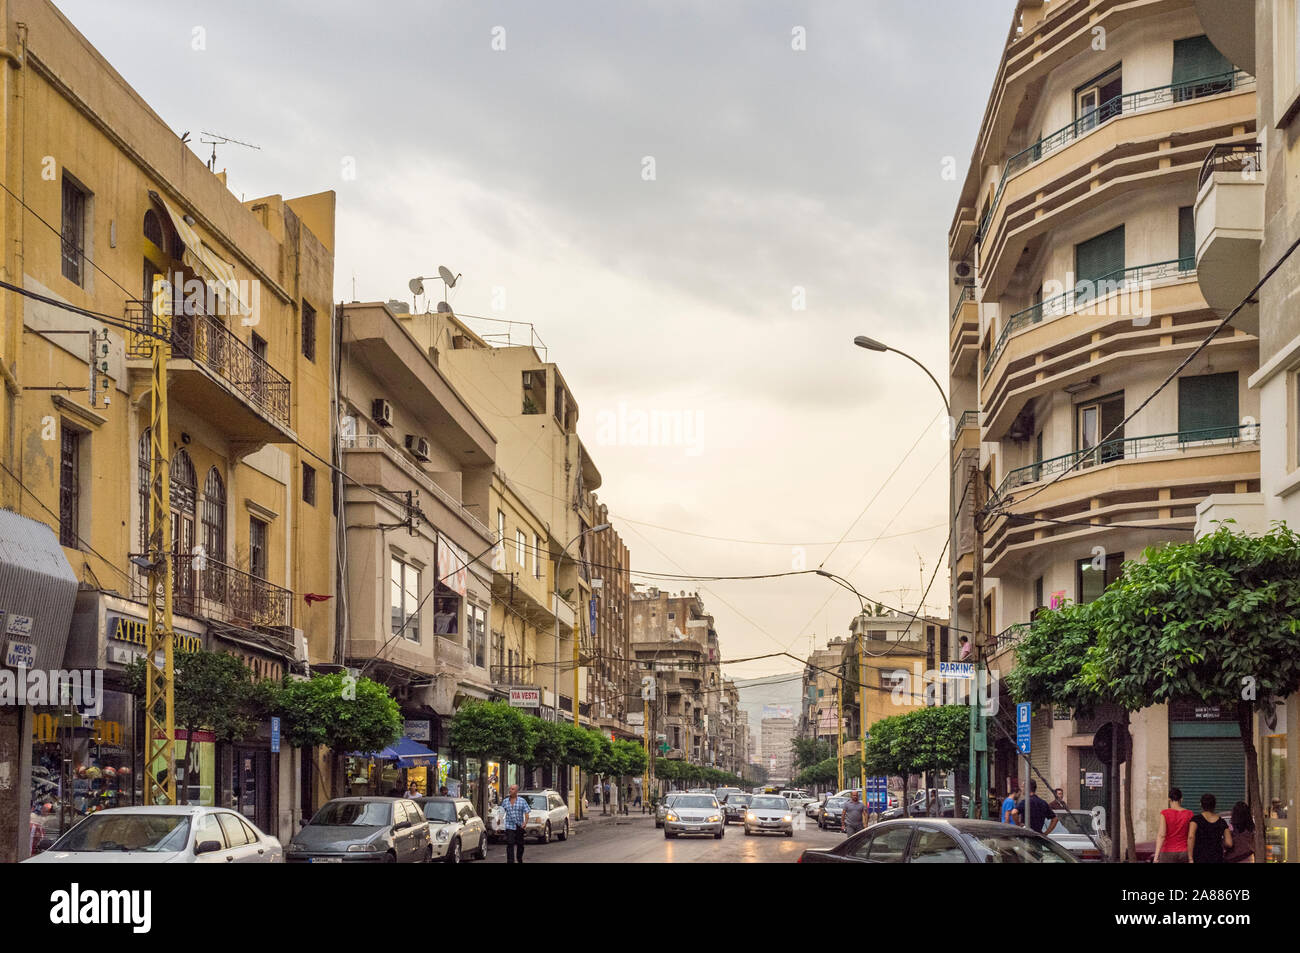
[
  {"left": 171, "top": 450, "right": 197, "bottom": 611},
  {"left": 201, "top": 467, "right": 227, "bottom": 603},
  {"left": 138, "top": 428, "right": 152, "bottom": 553},
  {"left": 143, "top": 209, "right": 165, "bottom": 250}
]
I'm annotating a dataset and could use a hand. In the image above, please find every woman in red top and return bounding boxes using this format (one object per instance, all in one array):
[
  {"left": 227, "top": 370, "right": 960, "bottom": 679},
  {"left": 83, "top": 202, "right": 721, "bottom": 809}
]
[{"left": 1154, "top": 787, "right": 1193, "bottom": 863}]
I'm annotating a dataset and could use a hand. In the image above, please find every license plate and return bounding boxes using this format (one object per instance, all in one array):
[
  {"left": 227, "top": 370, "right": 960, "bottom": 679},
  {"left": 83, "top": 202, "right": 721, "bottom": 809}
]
[
  {"left": 309, "top": 857, "right": 342, "bottom": 863},
  {"left": 687, "top": 825, "right": 701, "bottom": 831}
]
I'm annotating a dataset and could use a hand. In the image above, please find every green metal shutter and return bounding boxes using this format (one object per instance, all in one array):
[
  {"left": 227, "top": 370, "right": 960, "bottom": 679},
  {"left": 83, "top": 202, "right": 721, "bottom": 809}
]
[
  {"left": 1177, "top": 372, "right": 1238, "bottom": 439},
  {"left": 1173, "top": 35, "right": 1233, "bottom": 87},
  {"left": 1075, "top": 225, "right": 1125, "bottom": 286},
  {"left": 1178, "top": 206, "right": 1195, "bottom": 270},
  {"left": 1168, "top": 737, "right": 1246, "bottom": 809},
  {"left": 1030, "top": 707, "right": 1051, "bottom": 781}
]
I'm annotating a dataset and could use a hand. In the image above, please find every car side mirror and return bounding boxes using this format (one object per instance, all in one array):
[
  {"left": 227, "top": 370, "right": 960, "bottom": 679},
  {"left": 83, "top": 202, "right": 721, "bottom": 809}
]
[
  {"left": 195, "top": 839, "right": 224, "bottom": 856},
  {"left": 394, "top": 820, "right": 409, "bottom": 831}
]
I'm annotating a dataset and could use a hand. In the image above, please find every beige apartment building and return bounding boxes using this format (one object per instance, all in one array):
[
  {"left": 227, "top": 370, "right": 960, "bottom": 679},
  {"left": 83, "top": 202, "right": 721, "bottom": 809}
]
[
  {"left": 336, "top": 301, "right": 497, "bottom": 797},
  {"left": 949, "top": 0, "right": 1260, "bottom": 849},
  {"left": 588, "top": 499, "right": 634, "bottom": 741},
  {"left": 1186, "top": 0, "right": 1299, "bottom": 861},
  {"left": 799, "top": 638, "right": 848, "bottom": 747},
  {"left": 760, "top": 713, "right": 795, "bottom": 783}
]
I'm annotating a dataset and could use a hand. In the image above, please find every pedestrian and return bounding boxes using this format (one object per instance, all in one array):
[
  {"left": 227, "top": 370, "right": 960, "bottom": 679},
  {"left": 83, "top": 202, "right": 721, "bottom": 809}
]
[
  {"left": 1052, "top": 787, "right": 1067, "bottom": 809},
  {"left": 438, "top": 786, "right": 448, "bottom": 797},
  {"left": 842, "top": 790, "right": 868, "bottom": 836},
  {"left": 1011, "top": 780, "right": 1058, "bottom": 835},
  {"left": 1188, "top": 793, "right": 1232, "bottom": 864},
  {"left": 500, "top": 784, "right": 530, "bottom": 864},
  {"left": 1223, "top": 801, "right": 1256, "bottom": 863},
  {"left": 959, "top": 635, "right": 971, "bottom": 660},
  {"left": 1153, "top": 787, "right": 1193, "bottom": 863},
  {"left": 405, "top": 781, "right": 420, "bottom": 798},
  {"left": 1001, "top": 785, "right": 1021, "bottom": 824},
  {"left": 602, "top": 780, "right": 612, "bottom": 815}
]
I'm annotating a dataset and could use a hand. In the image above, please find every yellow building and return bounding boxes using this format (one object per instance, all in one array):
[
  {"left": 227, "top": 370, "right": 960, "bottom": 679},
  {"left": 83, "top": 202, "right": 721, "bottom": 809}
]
[{"left": 0, "top": 0, "right": 335, "bottom": 853}]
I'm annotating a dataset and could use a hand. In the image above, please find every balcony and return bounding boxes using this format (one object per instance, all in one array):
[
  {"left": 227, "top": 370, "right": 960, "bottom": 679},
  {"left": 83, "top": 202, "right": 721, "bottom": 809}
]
[
  {"left": 987, "top": 622, "right": 1031, "bottom": 659},
  {"left": 172, "top": 555, "right": 293, "bottom": 628},
  {"left": 125, "top": 301, "right": 292, "bottom": 449},
  {"left": 489, "top": 664, "right": 535, "bottom": 686},
  {"left": 1195, "top": 143, "right": 1264, "bottom": 335},
  {"left": 952, "top": 411, "right": 979, "bottom": 463},
  {"left": 951, "top": 287, "right": 978, "bottom": 376}
]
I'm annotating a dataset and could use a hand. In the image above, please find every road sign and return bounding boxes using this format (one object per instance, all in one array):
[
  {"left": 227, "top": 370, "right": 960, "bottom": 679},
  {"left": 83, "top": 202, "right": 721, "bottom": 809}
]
[
  {"left": 865, "top": 776, "right": 889, "bottom": 810},
  {"left": 1016, "top": 702, "right": 1031, "bottom": 754},
  {"left": 939, "top": 661, "right": 974, "bottom": 680},
  {"left": 271, "top": 716, "right": 281, "bottom": 753},
  {"left": 640, "top": 675, "right": 656, "bottom": 700}
]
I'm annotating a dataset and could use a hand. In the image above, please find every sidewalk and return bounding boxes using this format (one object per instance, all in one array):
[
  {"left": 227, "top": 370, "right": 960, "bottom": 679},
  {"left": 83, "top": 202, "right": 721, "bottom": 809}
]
[{"left": 573, "top": 808, "right": 652, "bottom": 828}]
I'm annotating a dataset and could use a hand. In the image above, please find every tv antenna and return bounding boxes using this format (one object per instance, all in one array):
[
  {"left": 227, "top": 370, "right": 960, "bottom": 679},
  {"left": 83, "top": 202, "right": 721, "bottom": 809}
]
[
  {"left": 199, "top": 131, "right": 262, "bottom": 171},
  {"left": 408, "top": 265, "right": 461, "bottom": 313}
]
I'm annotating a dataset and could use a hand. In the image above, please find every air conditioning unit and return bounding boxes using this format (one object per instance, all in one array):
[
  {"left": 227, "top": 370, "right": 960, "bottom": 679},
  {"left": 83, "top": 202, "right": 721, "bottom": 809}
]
[
  {"left": 953, "top": 260, "right": 976, "bottom": 287},
  {"left": 371, "top": 398, "right": 394, "bottom": 428},
  {"left": 405, "top": 434, "right": 431, "bottom": 461},
  {"left": 522, "top": 371, "right": 534, "bottom": 388}
]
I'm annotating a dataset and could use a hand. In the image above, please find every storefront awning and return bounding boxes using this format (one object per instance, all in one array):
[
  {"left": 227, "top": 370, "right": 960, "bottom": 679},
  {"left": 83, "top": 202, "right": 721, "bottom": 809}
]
[
  {"left": 0, "top": 509, "right": 78, "bottom": 671},
  {"left": 149, "top": 191, "right": 251, "bottom": 321},
  {"left": 353, "top": 736, "right": 438, "bottom": 768}
]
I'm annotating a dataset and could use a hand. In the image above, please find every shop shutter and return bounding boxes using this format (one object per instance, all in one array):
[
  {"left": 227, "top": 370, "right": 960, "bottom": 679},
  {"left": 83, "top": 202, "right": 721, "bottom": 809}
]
[
  {"left": 1178, "top": 372, "right": 1238, "bottom": 439},
  {"left": 1030, "top": 707, "right": 1051, "bottom": 781},
  {"left": 1173, "top": 35, "right": 1233, "bottom": 89},
  {"left": 1075, "top": 225, "right": 1125, "bottom": 287},
  {"left": 1169, "top": 737, "right": 1246, "bottom": 809}
]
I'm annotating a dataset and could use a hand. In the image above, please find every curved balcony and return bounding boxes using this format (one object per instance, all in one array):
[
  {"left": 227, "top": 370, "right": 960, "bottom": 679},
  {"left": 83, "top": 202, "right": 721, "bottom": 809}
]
[
  {"left": 950, "top": 286, "right": 978, "bottom": 375},
  {"left": 987, "top": 622, "right": 1031, "bottom": 660},
  {"left": 976, "top": 71, "right": 1255, "bottom": 298}
]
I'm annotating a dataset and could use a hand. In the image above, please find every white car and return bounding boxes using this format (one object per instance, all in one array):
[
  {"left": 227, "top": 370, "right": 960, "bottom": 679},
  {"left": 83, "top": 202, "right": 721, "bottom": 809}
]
[
  {"left": 24, "top": 805, "right": 283, "bottom": 863},
  {"left": 489, "top": 790, "right": 570, "bottom": 844},
  {"left": 744, "top": 795, "right": 795, "bottom": 836},
  {"left": 415, "top": 796, "right": 488, "bottom": 863}
]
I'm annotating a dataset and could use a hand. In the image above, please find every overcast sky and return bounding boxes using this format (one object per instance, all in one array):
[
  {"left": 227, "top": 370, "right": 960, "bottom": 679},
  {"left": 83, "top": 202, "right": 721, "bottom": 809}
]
[{"left": 60, "top": 0, "right": 1010, "bottom": 692}]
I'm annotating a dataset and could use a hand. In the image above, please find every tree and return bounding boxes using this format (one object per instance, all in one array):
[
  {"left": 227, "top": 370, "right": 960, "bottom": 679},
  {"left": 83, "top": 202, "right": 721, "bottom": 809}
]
[
  {"left": 1086, "top": 524, "right": 1300, "bottom": 861},
  {"left": 276, "top": 672, "right": 403, "bottom": 754},
  {"left": 449, "top": 701, "right": 535, "bottom": 815},
  {"left": 124, "top": 648, "right": 262, "bottom": 803},
  {"left": 792, "top": 737, "right": 833, "bottom": 772},
  {"left": 862, "top": 707, "right": 968, "bottom": 814}
]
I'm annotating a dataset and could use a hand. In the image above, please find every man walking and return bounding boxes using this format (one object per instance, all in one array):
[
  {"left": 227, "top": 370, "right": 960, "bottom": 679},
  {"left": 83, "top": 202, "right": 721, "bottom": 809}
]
[
  {"left": 1001, "top": 785, "right": 1021, "bottom": 824},
  {"left": 842, "top": 790, "right": 868, "bottom": 836},
  {"left": 501, "top": 784, "right": 530, "bottom": 864},
  {"left": 1011, "top": 780, "right": 1058, "bottom": 835}
]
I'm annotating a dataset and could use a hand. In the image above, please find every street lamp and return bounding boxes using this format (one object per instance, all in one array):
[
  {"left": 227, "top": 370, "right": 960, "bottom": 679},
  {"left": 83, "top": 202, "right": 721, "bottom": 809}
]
[
  {"left": 853, "top": 336, "right": 950, "bottom": 418},
  {"left": 554, "top": 522, "right": 610, "bottom": 819}
]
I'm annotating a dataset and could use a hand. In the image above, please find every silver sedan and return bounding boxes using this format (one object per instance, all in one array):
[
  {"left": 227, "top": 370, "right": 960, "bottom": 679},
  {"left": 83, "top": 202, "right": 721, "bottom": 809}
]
[
  {"left": 743, "top": 795, "right": 795, "bottom": 836},
  {"left": 663, "top": 794, "right": 725, "bottom": 839}
]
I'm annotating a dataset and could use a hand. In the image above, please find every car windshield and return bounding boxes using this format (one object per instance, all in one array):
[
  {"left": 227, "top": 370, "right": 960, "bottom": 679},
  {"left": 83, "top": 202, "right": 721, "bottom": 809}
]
[
  {"left": 968, "top": 832, "right": 1077, "bottom": 863},
  {"left": 727, "top": 795, "right": 752, "bottom": 806},
  {"left": 1055, "top": 813, "right": 1093, "bottom": 835},
  {"left": 52, "top": 813, "right": 191, "bottom": 853},
  {"left": 422, "top": 802, "right": 457, "bottom": 823},
  {"left": 826, "top": 798, "right": 846, "bottom": 808},
  {"left": 673, "top": 795, "right": 717, "bottom": 809},
  {"left": 311, "top": 801, "right": 391, "bottom": 827},
  {"left": 526, "top": 795, "right": 550, "bottom": 811},
  {"left": 751, "top": 797, "right": 786, "bottom": 810}
]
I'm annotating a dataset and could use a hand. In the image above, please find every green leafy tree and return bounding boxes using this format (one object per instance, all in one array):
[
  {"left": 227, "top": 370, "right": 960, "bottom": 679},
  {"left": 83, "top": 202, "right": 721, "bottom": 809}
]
[
  {"left": 1086, "top": 524, "right": 1300, "bottom": 860},
  {"left": 615, "top": 740, "right": 648, "bottom": 777},
  {"left": 792, "top": 737, "right": 833, "bottom": 772},
  {"left": 124, "top": 648, "right": 262, "bottom": 803},
  {"left": 275, "top": 672, "right": 403, "bottom": 754},
  {"left": 449, "top": 701, "right": 535, "bottom": 815}
]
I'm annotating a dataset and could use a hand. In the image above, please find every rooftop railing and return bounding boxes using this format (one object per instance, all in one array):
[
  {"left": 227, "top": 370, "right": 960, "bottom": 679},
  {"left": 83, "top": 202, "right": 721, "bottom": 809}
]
[{"left": 1198, "top": 141, "right": 1263, "bottom": 189}]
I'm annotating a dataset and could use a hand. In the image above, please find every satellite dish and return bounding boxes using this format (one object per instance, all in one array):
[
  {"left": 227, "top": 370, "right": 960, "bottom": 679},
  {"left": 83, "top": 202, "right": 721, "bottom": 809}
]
[
  {"left": 436, "top": 301, "right": 453, "bottom": 314},
  {"left": 408, "top": 277, "right": 425, "bottom": 297},
  {"left": 437, "top": 266, "right": 459, "bottom": 288}
]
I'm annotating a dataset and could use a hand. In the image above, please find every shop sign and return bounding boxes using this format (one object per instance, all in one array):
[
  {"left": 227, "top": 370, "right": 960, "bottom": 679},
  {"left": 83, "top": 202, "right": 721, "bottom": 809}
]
[
  {"left": 108, "top": 613, "right": 202, "bottom": 654},
  {"left": 5, "top": 613, "right": 34, "bottom": 638},
  {"left": 437, "top": 535, "right": 468, "bottom": 598},
  {"left": 509, "top": 687, "right": 540, "bottom": 708},
  {"left": 1085, "top": 771, "right": 1104, "bottom": 789},
  {"left": 5, "top": 637, "right": 35, "bottom": 669},
  {"left": 405, "top": 719, "right": 431, "bottom": 741}
]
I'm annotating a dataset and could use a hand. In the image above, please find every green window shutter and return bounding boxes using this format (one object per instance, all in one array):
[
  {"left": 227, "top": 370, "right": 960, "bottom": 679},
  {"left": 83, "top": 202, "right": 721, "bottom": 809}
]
[
  {"left": 1178, "top": 206, "right": 1195, "bottom": 270},
  {"left": 1178, "top": 372, "right": 1239, "bottom": 439},
  {"left": 1173, "top": 35, "right": 1234, "bottom": 99},
  {"left": 1075, "top": 225, "right": 1125, "bottom": 287}
]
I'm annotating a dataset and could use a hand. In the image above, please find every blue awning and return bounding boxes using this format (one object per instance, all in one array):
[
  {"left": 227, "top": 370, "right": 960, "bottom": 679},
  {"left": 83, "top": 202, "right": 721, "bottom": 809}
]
[{"left": 352, "top": 736, "right": 438, "bottom": 768}]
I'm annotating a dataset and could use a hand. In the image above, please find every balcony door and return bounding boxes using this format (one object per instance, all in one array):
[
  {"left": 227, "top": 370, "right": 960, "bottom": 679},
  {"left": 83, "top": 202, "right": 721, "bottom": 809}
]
[
  {"left": 1075, "top": 65, "right": 1122, "bottom": 132},
  {"left": 201, "top": 468, "right": 227, "bottom": 606},
  {"left": 1077, "top": 393, "right": 1125, "bottom": 468},
  {"left": 171, "top": 450, "right": 197, "bottom": 614}
]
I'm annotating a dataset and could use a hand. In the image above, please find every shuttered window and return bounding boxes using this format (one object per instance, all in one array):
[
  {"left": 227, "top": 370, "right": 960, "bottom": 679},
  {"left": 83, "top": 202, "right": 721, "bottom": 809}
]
[
  {"left": 1178, "top": 372, "right": 1239, "bottom": 439},
  {"left": 1075, "top": 225, "right": 1125, "bottom": 289},
  {"left": 1178, "top": 206, "right": 1195, "bottom": 271},
  {"left": 1169, "top": 736, "right": 1246, "bottom": 809},
  {"left": 1172, "top": 35, "right": 1234, "bottom": 100}
]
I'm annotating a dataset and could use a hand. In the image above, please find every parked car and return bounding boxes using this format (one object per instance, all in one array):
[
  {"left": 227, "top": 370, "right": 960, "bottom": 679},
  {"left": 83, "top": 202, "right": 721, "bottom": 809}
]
[
  {"left": 818, "top": 797, "right": 848, "bottom": 830},
  {"left": 744, "top": 795, "right": 794, "bottom": 837},
  {"left": 804, "top": 799, "right": 823, "bottom": 819},
  {"left": 797, "top": 819, "right": 1080, "bottom": 864},
  {"left": 878, "top": 794, "right": 970, "bottom": 822},
  {"left": 287, "top": 797, "right": 431, "bottom": 863},
  {"left": 1048, "top": 809, "right": 1110, "bottom": 862},
  {"left": 414, "top": 796, "right": 488, "bottom": 863},
  {"left": 663, "top": 793, "right": 725, "bottom": 839},
  {"left": 655, "top": 794, "right": 680, "bottom": 829},
  {"left": 722, "top": 793, "right": 753, "bottom": 824},
  {"left": 488, "top": 790, "right": 570, "bottom": 844},
  {"left": 24, "top": 805, "right": 283, "bottom": 864}
]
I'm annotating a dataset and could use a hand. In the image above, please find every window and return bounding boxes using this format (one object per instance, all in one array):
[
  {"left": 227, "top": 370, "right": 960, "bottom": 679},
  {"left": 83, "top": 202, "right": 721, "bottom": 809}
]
[
  {"left": 1178, "top": 206, "right": 1196, "bottom": 271},
  {"left": 849, "top": 825, "right": 912, "bottom": 862},
  {"left": 302, "top": 463, "right": 317, "bottom": 506},
  {"left": 391, "top": 556, "right": 420, "bottom": 641},
  {"left": 1034, "top": 576, "right": 1044, "bottom": 610},
  {"left": 516, "top": 529, "right": 526, "bottom": 565},
  {"left": 201, "top": 468, "right": 227, "bottom": 599},
  {"left": 1178, "top": 372, "right": 1239, "bottom": 440},
  {"left": 497, "top": 510, "right": 506, "bottom": 545},
  {"left": 1074, "top": 65, "right": 1122, "bottom": 132},
  {"left": 138, "top": 428, "right": 152, "bottom": 552},
  {"left": 1172, "top": 35, "right": 1234, "bottom": 102},
  {"left": 59, "top": 423, "right": 82, "bottom": 547},
  {"left": 250, "top": 332, "right": 268, "bottom": 402},
  {"left": 249, "top": 517, "right": 268, "bottom": 580},
  {"left": 193, "top": 813, "right": 225, "bottom": 851},
  {"left": 907, "top": 828, "right": 966, "bottom": 863},
  {"left": 1077, "top": 552, "right": 1124, "bottom": 604},
  {"left": 533, "top": 533, "right": 542, "bottom": 578},
  {"left": 216, "top": 813, "right": 250, "bottom": 848},
  {"left": 301, "top": 300, "right": 317, "bottom": 362},
  {"left": 61, "top": 174, "right": 88, "bottom": 285},
  {"left": 1075, "top": 225, "right": 1125, "bottom": 291},
  {"left": 522, "top": 370, "right": 545, "bottom": 415},
  {"left": 469, "top": 604, "right": 486, "bottom": 667},
  {"left": 434, "top": 585, "right": 460, "bottom": 636},
  {"left": 1076, "top": 392, "right": 1125, "bottom": 467}
]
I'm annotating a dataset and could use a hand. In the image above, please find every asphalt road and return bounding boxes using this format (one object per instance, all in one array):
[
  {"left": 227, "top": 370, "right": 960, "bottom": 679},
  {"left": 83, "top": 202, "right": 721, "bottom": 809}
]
[{"left": 480, "top": 813, "right": 849, "bottom": 863}]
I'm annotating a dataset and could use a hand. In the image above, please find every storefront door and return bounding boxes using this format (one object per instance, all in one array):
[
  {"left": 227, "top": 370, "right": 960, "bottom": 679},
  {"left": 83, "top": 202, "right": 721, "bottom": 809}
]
[{"left": 232, "top": 747, "right": 270, "bottom": 831}]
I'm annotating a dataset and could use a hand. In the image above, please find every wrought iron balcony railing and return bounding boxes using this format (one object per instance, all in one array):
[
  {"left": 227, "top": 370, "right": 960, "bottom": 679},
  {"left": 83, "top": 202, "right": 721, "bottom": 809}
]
[
  {"left": 983, "top": 259, "right": 1196, "bottom": 377},
  {"left": 992, "top": 423, "right": 1260, "bottom": 505},
  {"left": 990, "top": 622, "right": 1031, "bottom": 653},
  {"left": 950, "top": 285, "right": 975, "bottom": 325},
  {"left": 172, "top": 554, "right": 293, "bottom": 628},
  {"left": 975, "top": 70, "right": 1254, "bottom": 244},
  {"left": 489, "top": 664, "right": 536, "bottom": 685},
  {"left": 955, "top": 410, "right": 979, "bottom": 432},
  {"left": 1199, "top": 141, "right": 1263, "bottom": 189},
  {"left": 125, "top": 300, "right": 291, "bottom": 428}
]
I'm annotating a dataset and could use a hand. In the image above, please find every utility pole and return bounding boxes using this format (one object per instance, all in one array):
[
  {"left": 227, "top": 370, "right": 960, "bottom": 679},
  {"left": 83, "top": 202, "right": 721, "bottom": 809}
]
[
  {"left": 143, "top": 275, "right": 176, "bottom": 806},
  {"left": 858, "top": 632, "right": 866, "bottom": 794},
  {"left": 573, "top": 603, "right": 582, "bottom": 819},
  {"left": 836, "top": 673, "right": 844, "bottom": 791},
  {"left": 967, "top": 464, "right": 988, "bottom": 819}
]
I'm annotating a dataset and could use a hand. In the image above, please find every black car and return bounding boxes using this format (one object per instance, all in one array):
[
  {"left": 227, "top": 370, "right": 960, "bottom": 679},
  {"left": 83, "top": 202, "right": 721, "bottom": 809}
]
[
  {"left": 722, "top": 794, "right": 752, "bottom": 824},
  {"left": 877, "top": 794, "right": 970, "bottom": 822},
  {"left": 797, "top": 818, "right": 1079, "bottom": 864},
  {"left": 817, "top": 797, "right": 847, "bottom": 830}
]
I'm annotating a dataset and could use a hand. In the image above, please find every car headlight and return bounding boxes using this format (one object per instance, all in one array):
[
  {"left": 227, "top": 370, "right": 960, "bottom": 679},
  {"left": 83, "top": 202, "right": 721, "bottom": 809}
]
[
  {"left": 746, "top": 812, "right": 756, "bottom": 821},
  {"left": 347, "top": 842, "right": 383, "bottom": 852},
  {"left": 286, "top": 842, "right": 302, "bottom": 853},
  {"left": 783, "top": 815, "right": 792, "bottom": 822},
  {"left": 665, "top": 813, "right": 679, "bottom": 822},
  {"left": 707, "top": 815, "right": 721, "bottom": 823},
  {"left": 435, "top": 827, "right": 451, "bottom": 842}
]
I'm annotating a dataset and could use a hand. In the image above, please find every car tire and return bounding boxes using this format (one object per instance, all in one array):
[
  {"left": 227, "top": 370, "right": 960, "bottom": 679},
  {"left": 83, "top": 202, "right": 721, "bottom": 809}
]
[
  {"left": 445, "top": 839, "right": 460, "bottom": 864},
  {"left": 715, "top": 830, "right": 723, "bottom": 840},
  {"left": 558, "top": 819, "right": 569, "bottom": 841},
  {"left": 655, "top": 820, "right": 662, "bottom": 829},
  {"left": 744, "top": 827, "right": 751, "bottom": 836},
  {"left": 540, "top": 822, "right": 551, "bottom": 845},
  {"left": 474, "top": 836, "right": 487, "bottom": 861},
  {"left": 424, "top": 845, "right": 434, "bottom": 863},
  {"left": 786, "top": 830, "right": 794, "bottom": 838},
  {"left": 384, "top": 851, "right": 396, "bottom": 863},
  {"left": 664, "top": 832, "right": 675, "bottom": 840}
]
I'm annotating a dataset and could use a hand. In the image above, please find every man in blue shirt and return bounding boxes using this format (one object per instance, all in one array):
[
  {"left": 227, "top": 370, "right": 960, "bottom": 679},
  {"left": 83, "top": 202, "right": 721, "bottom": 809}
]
[
  {"left": 1001, "top": 785, "right": 1021, "bottom": 824},
  {"left": 500, "top": 784, "right": 531, "bottom": 863}
]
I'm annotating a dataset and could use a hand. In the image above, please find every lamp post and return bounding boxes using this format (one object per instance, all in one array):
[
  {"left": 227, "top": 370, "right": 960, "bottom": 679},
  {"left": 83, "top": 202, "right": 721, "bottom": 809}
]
[
  {"left": 852, "top": 336, "right": 986, "bottom": 817},
  {"left": 554, "top": 522, "right": 610, "bottom": 820}
]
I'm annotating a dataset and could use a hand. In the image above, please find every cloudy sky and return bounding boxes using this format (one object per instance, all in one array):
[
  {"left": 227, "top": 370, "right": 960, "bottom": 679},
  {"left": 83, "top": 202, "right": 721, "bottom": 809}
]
[{"left": 60, "top": 0, "right": 1009, "bottom": 695}]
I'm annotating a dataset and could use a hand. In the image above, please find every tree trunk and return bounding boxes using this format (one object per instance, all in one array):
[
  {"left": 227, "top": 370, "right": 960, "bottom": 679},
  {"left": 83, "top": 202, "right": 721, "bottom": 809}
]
[
  {"left": 900, "top": 774, "right": 909, "bottom": 817},
  {"left": 1122, "top": 712, "right": 1136, "bottom": 862},
  {"left": 179, "top": 725, "right": 198, "bottom": 805},
  {"left": 1237, "top": 701, "right": 1266, "bottom": 864}
]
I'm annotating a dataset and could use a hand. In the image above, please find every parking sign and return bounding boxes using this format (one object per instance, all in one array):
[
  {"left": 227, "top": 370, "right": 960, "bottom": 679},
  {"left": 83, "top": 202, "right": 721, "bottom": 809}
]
[{"left": 1016, "top": 702, "right": 1031, "bottom": 754}]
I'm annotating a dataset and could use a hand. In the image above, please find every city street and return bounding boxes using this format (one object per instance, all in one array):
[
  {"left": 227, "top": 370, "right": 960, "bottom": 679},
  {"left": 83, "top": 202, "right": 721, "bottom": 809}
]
[{"left": 482, "top": 814, "right": 845, "bottom": 863}]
